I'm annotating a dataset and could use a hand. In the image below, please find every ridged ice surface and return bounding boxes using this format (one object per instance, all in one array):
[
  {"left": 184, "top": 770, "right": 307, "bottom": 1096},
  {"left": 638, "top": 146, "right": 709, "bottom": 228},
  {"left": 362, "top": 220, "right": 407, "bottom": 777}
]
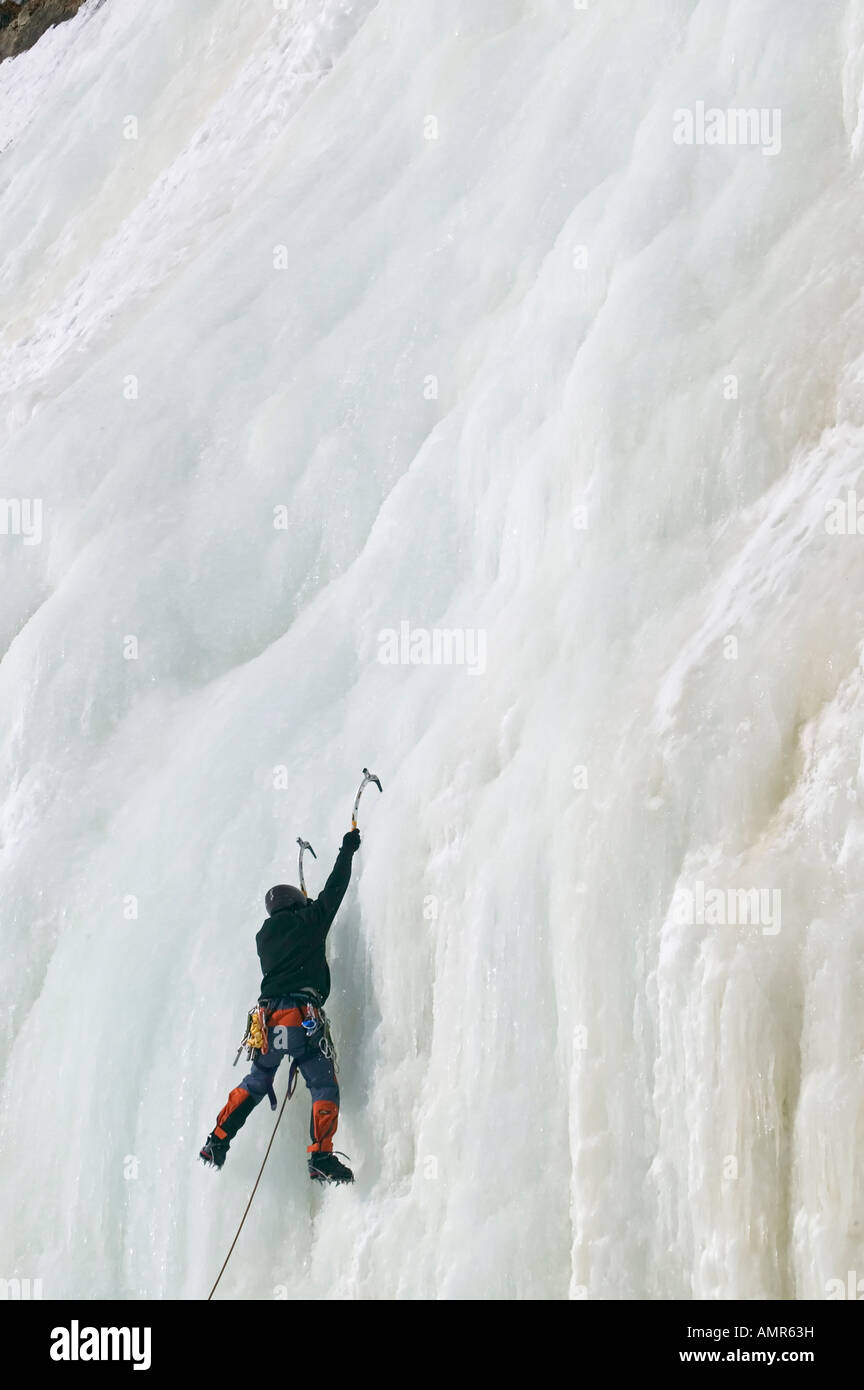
[{"left": 1, "top": 0, "right": 863, "bottom": 1299}]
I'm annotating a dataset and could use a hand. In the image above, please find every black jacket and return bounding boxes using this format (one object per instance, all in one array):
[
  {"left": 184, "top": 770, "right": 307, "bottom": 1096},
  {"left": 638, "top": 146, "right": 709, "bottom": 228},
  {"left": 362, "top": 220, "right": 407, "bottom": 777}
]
[{"left": 256, "top": 843, "right": 354, "bottom": 1003}]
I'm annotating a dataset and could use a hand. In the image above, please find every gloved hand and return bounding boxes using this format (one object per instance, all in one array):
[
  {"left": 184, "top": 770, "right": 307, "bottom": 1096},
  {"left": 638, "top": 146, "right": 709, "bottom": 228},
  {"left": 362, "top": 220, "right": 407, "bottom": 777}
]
[{"left": 342, "top": 827, "right": 361, "bottom": 853}]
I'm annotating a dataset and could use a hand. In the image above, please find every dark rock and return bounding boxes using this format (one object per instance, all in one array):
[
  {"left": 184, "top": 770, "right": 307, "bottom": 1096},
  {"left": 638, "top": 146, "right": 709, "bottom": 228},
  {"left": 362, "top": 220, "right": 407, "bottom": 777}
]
[
  {"left": 0, "top": 0, "right": 89, "bottom": 62},
  {"left": 0, "top": 2, "right": 21, "bottom": 32}
]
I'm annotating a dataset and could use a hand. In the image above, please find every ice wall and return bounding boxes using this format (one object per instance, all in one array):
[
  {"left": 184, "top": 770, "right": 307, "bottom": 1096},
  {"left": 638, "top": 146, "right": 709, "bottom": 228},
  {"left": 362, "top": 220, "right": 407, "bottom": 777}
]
[{"left": 0, "top": 0, "right": 863, "bottom": 1299}]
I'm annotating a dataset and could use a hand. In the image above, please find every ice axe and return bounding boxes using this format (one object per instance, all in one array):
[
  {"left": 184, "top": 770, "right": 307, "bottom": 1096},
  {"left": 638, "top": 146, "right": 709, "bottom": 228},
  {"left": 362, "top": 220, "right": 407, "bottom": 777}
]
[
  {"left": 296, "top": 837, "right": 317, "bottom": 898},
  {"left": 351, "top": 767, "right": 382, "bottom": 829}
]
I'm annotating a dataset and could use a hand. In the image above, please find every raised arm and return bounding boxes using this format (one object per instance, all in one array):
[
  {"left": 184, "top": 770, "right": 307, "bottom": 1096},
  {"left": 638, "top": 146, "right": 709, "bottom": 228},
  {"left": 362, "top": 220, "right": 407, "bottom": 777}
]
[{"left": 305, "top": 829, "right": 360, "bottom": 935}]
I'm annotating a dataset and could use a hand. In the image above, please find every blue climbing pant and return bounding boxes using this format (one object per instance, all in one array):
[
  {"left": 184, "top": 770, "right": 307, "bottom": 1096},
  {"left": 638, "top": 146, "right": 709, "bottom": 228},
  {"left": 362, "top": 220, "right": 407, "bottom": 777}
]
[{"left": 214, "top": 998, "right": 339, "bottom": 1152}]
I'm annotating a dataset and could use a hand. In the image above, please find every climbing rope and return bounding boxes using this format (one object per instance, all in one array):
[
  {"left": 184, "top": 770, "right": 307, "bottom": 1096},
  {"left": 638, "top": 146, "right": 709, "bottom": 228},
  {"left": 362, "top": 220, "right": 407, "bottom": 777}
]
[{"left": 206, "top": 1085, "right": 292, "bottom": 1301}]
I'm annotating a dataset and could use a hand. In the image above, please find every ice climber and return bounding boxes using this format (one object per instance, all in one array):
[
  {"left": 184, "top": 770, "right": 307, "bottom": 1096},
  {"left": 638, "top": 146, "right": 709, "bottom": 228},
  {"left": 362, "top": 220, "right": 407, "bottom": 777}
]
[{"left": 199, "top": 828, "right": 360, "bottom": 1184}]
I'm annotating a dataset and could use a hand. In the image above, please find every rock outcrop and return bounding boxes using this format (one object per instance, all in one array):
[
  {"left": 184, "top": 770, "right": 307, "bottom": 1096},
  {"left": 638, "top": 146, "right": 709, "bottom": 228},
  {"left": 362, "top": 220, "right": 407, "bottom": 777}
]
[{"left": 0, "top": 0, "right": 88, "bottom": 63}]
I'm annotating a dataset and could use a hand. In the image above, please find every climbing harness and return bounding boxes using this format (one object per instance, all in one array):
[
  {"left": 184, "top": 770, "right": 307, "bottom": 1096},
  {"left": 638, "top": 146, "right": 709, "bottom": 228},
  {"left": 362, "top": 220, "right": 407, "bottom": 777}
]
[
  {"left": 301, "top": 1002, "right": 320, "bottom": 1035},
  {"left": 292, "top": 996, "right": 339, "bottom": 1075},
  {"left": 232, "top": 1003, "right": 277, "bottom": 1109},
  {"left": 319, "top": 1010, "right": 339, "bottom": 1075},
  {"left": 233, "top": 1004, "right": 269, "bottom": 1065}
]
